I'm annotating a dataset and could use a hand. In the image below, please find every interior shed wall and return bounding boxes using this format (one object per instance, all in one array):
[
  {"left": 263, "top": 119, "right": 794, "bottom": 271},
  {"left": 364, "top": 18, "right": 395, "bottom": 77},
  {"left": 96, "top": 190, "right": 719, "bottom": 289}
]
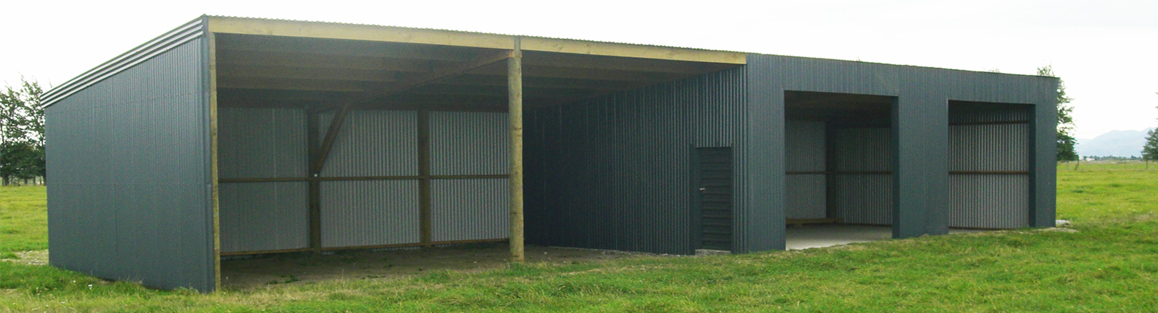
[
  {"left": 785, "top": 120, "right": 825, "bottom": 219},
  {"left": 948, "top": 107, "right": 1031, "bottom": 228},
  {"left": 45, "top": 38, "right": 215, "bottom": 291},
  {"left": 525, "top": 67, "right": 752, "bottom": 255},
  {"left": 829, "top": 127, "right": 895, "bottom": 225},
  {"left": 216, "top": 108, "right": 510, "bottom": 251},
  {"left": 429, "top": 112, "right": 510, "bottom": 242},
  {"left": 217, "top": 107, "right": 309, "bottom": 253}
]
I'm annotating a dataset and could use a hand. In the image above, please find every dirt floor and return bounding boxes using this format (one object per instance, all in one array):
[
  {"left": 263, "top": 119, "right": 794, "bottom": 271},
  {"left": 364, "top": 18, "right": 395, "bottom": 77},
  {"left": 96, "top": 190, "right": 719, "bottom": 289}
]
[{"left": 220, "top": 243, "right": 652, "bottom": 289}]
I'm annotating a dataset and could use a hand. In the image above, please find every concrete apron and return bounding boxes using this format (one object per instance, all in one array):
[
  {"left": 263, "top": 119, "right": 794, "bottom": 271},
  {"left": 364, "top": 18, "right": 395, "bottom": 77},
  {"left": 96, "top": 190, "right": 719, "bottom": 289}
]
[{"left": 785, "top": 225, "right": 985, "bottom": 250}]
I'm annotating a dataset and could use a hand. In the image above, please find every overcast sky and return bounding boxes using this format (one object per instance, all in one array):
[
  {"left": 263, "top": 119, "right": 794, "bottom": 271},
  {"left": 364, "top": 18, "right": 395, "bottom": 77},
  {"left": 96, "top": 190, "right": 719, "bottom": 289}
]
[{"left": 2, "top": 0, "right": 1155, "bottom": 139}]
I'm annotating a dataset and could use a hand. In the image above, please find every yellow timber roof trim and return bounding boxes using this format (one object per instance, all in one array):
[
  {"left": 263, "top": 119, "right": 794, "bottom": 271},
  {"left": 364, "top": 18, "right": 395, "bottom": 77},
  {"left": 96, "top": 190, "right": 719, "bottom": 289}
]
[{"left": 206, "top": 16, "right": 746, "bottom": 65}]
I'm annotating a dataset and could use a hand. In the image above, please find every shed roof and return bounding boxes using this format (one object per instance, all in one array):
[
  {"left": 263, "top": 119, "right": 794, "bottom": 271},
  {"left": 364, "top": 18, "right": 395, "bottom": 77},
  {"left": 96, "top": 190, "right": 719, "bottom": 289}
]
[{"left": 45, "top": 15, "right": 747, "bottom": 110}]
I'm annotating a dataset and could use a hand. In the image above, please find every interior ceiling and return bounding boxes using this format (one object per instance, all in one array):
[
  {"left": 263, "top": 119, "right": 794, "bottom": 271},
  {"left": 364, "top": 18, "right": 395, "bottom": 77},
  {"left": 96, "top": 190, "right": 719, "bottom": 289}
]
[{"left": 214, "top": 33, "right": 741, "bottom": 112}]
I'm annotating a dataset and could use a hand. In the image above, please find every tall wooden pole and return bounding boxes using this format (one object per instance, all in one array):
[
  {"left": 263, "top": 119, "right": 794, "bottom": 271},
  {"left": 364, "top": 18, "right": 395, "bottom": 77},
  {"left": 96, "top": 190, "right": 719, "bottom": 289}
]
[{"left": 508, "top": 38, "right": 525, "bottom": 263}]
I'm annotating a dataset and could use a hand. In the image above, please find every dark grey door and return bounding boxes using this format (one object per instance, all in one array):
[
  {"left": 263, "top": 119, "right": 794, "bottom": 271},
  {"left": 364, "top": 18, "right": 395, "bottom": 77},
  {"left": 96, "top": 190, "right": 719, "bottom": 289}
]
[{"left": 695, "top": 147, "right": 733, "bottom": 251}]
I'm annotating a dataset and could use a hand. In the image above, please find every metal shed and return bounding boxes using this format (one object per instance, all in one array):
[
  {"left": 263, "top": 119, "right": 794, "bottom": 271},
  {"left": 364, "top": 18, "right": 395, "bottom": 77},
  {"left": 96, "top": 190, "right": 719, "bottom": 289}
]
[{"left": 43, "top": 15, "right": 1057, "bottom": 292}]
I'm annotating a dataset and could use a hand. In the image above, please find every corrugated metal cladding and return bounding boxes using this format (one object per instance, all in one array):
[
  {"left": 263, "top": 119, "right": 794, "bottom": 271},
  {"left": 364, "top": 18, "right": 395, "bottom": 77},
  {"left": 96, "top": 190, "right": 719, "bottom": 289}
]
[
  {"left": 740, "top": 55, "right": 785, "bottom": 253},
  {"left": 217, "top": 107, "right": 307, "bottom": 179},
  {"left": 217, "top": 107, "right": 309, "bottom": 253},
  {"left": 319, "top": 110, "right": 418, "bottom": 177},
  {"left": 829, "top": 127, "right": 894, "bottom": 225},
  {"left": 950, "top": 176, "right": 1028, "bottom": 228},
  {"left": 526, "top": 67, "right": 747, "bottom": 255},
  {"left": 320, "top": 180, "right": 420, "bottom": 247},
  {"left": 430, "top": 111, "right": 510, "bottom": 175},
  {"left": 45, "top": 36, "right": 214, "bottom": 291},
  {"left": 949, "top": 107, "right": 1031, "bottom": 228},
  {"left": 218, "top": 182, "right": 308, "bottom": 252},
  {"left": 949, "top": 123, "right": 1029, "bottom": 172},
  {"left": 431, "top": 179, "right": 509, "bottom": 242},
  {"left": 785, "top": 121, "right": 825, "bottom": 219}
]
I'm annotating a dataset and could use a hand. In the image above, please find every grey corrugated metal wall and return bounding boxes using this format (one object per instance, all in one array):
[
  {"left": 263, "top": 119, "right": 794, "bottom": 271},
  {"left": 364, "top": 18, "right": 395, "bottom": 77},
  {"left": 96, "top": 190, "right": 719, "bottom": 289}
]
[
  {"left": 526, "top": 67, "right": 755, "bottom": 255},
  {"left": 45, "top": 22, "right": 214, "bottom": 291},
  {"left": 430, "top": 111, "right": 510, "bottom": 242},
  {"left": 319, "top": 110, "right": 418, "bottom": 177},
  {"left": 321, "top": 180, "right": 420, "bottom": 247},
  {"left": 431, "top": 179, "right": 509, "bottom": 241},
  {"left": 948, "top": 106, "right": 1031, "bottom": 228},
  {"left": 314, "top": 109, "right": 509, "bottom": 247},
  {"left": 431, "top": 111, "right": 509, "bottom": 175},
  {"left": 785, "top": 120, "right": 826, "bottom": 219},
  {"left": 316, "top": 110, "right": 419, "bottom": 247},
  {"left": 528, "top": 54, "right": 1052, "bottom": 254},
  {"left": 829, "top": 127, "right": 894, "bottom": 225},
  {"left": 217, "top": 107, "right": 308, "bottom": 253},
  {"left": 745, "top": 54, "right": 1056, "bottom": 240}
]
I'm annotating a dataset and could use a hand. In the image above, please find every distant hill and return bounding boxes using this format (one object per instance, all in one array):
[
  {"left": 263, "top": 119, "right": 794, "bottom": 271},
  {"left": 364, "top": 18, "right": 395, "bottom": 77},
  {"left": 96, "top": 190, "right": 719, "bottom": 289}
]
[{"left": 1077, "top": 128, "right": 1154, "bottom": 157}]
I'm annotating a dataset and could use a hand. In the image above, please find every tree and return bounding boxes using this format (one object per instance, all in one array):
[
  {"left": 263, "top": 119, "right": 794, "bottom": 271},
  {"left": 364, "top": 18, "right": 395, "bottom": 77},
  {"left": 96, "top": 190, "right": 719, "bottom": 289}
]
[
  {"left": 1038, "top": 65, "right": 1078, "bottom": 164},
  {"left": 0, "top": 77, "right": 45, "bottom": 185},
  {"left": 1144, "top": 92, "right": 1158, "bottom": 169}
]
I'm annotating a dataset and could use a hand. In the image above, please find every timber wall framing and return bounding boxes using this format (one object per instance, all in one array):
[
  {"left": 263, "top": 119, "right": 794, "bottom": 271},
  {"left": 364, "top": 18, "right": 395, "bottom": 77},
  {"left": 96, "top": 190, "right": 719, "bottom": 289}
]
[{"left": 216, "top": 108, "right": 510, "bottom": 254}]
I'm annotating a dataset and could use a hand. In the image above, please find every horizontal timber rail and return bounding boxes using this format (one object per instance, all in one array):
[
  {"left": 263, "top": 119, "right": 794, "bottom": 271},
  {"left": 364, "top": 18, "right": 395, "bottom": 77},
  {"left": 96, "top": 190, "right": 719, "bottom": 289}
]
[
  {"left": 785, "top": 171, "right": 1025, "bottom": 175},
  {"left": 949, "top": 120, "right": 1029, "bottom": 126},
  {"left": 219, "top": 238, "right": 510, "bottom": 256},
  {"left": 949, "top": 171, "right": 1029, "bottom": 175},
  {"left": 219, "top": 174, "right": 509, "bottom": 183},
  {"left": 786, "top": 171, "right": 893, "bottom": 175}
]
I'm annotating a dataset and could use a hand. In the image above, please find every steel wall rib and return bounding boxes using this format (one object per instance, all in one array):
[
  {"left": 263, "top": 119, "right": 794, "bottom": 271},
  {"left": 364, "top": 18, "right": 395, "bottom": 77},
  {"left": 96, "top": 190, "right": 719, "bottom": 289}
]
[{"left": 45, "top": 37, "right": 213, "bottom": 291}]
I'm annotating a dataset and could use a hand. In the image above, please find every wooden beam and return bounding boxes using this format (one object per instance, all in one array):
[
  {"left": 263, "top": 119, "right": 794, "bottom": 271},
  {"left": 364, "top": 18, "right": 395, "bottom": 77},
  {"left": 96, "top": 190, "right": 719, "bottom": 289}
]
[
  {"left": 438, "top": 74, "right": 629, "bottom": 91},
  {"left": 306, "top": 50, "right": 511, "bottom": 176},
  {"left": 217, "top": 50, "right": 438, "bottom": 73},
  {"left": 208, "top": 31, "right": 223, "bottom": 292},
  {"left": 471, "top": 63, "right": 679, "bottom": 82},
  {"left": 311, "top": 104, "right": 353, "bottom": 174},
  {"left": 520, "top": 36, "right": 746, "bottom": 64},
  {"left": 217, "top": 76, "right": 371, "bottom": 92},
  {"left": 209, "top": 17, "right": 515, "bottom": 50},
  {"left": 509, "top": 38, "right": 525, "bottom": 263},
  {"left": 219, "top": 177, "right": 311, "bottom": 183},
  {"left": 949, "top": 121, "right": 1030, "bottom": 126},
  {"left": 217, "top": 64, "right": 399, "bottom": 83},
  {"left": 407, "top": 84, "right": 596, "bottom": 99},
  {"left": 949, "top": 171, "right": 1030, "bottom": 175},
  {"left": 522, "top": 50, "right": 738, "bottom": 74},
  {"left": 385, "top": 49, "right": 513, "bottom": 94}
]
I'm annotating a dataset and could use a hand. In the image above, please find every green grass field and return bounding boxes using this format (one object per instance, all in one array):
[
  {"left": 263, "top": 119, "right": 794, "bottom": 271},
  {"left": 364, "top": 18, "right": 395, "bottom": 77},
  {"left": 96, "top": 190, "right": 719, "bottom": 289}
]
[{"left": 2, "top": 164, "right": 1156, "bottom": 312}]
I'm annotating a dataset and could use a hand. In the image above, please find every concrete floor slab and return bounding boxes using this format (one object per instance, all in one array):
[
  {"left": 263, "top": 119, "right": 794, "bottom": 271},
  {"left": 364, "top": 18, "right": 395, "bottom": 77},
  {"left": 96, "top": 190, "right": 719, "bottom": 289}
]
[{"left": 785, "top": 225, "right": 988, "bottom": 250}]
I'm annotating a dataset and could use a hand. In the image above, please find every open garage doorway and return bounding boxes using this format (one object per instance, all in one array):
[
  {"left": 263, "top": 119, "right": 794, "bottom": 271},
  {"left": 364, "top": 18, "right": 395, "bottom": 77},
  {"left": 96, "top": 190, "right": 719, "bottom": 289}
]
[
  {"left": 948, "top": 101, "right": 1034, "bottom": 230},
  {"left": 783, "top": 91, "right": 897, "bottom": 249}
]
